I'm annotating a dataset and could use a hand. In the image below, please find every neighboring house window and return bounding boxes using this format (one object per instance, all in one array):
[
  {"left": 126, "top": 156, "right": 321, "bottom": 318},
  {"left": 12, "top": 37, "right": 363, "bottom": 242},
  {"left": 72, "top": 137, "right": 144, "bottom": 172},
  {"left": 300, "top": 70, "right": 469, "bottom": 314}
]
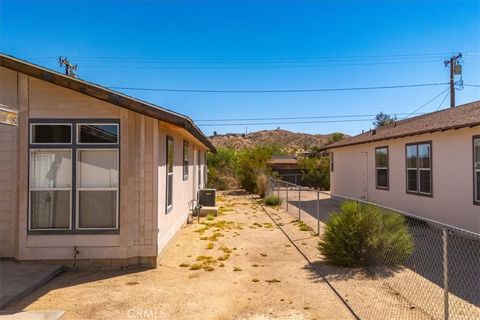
[
  {"left": 330, "top": 152, "right": 334, "bottom": 172},
  {"left": 183, "top": 140, "right": 189, "bottom": 180},
  {"left": 375, "top": 147, "right": 389, "bottom": 189},
  {"left": 166, "top": 136, "right": 174, "bottom": 212},
  {"left": 29, "top": 121, "right": 119, "bottom": 231},
  {"left": 406, "top": 142, "right": 432, "bottom": 196},
  {"left": 474, "top": 137, "right": 480, "bottom": 205}
]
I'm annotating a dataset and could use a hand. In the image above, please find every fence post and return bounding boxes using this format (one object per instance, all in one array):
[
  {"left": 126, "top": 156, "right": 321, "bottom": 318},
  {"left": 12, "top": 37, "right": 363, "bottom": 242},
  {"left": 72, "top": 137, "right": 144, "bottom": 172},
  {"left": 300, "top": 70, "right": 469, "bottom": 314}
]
[
  {"left": 286, "top": 185, "right": 289, "bottom": 211},
  {"left": 316, "top": 190, "right": 320, "bottom": 235},
  {"left": 278, "top": 181, "right": 280, "bottom": 199},
  {"left": 443, "top": 227, "right": 449, "bottom": 320},
  {"left": 298, "top": 187, "right": 301, "bottom": 220}
]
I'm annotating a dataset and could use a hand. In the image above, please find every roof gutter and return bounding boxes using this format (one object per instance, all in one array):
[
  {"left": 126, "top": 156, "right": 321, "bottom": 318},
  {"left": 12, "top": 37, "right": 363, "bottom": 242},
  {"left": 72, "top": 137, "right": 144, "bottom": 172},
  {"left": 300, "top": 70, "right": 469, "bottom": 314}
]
[
  {"left": 0, "top": 53, "right": 216, "bottom": 152},
  {"left": 319, "top": 121, "right": 480, "bottom": 152}
]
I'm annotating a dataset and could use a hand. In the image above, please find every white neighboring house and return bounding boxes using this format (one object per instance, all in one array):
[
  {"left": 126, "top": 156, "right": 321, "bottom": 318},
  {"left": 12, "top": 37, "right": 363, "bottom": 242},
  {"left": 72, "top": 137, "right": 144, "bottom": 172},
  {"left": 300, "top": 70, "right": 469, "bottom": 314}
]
[
  {"left": 322, "top": 101, "right": 480, "bottom": 233},
  {"left": 0, "top": 53, "right": 215, "bottom": 268}
]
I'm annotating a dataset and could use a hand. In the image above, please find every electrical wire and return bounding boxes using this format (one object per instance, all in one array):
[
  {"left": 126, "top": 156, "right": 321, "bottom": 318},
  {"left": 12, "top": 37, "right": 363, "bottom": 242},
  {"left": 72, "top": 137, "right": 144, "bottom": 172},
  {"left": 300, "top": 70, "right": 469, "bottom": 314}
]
[
  {"left": 405, "top": 87, "right": 451, "bottom": 117},
  {"left": 109, "top": 82, "right": 449, "bottom": 93},
  {"left": 435, "top": 91, "right": 450, "bottom": 111},
  {"left": 196, "top": 119, "right": 376, "bottom": 127},
  {"left": 194, "top": 113, "right": 425, "bottom": 122}
]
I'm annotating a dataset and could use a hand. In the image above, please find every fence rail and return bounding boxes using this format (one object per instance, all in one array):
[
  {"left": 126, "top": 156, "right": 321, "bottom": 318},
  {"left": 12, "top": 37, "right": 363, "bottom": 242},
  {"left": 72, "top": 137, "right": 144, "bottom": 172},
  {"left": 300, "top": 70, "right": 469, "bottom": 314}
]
[{"left": 267, "top": 177, "right": 480, "bottom": 320}]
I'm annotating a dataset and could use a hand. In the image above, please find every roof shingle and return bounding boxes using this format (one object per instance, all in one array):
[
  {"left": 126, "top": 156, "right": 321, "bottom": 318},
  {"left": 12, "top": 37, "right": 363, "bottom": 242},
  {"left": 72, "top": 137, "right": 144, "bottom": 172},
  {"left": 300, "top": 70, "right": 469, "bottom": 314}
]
[{"left": 323, "top": 100, "right": 480, "bottom": 150}]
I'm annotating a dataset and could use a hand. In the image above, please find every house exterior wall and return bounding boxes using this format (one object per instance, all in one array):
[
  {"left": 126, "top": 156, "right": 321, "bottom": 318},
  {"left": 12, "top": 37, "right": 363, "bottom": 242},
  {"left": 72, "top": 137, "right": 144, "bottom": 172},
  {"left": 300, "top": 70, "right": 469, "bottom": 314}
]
[
  {"left": 0, "top": 66, "right": 210, "bottom": 265},
  {"left": 330, "top": 127, "right": 480, "bottom": 233},
  {"left": 0, "top": 66, "right": 19, "bottom": 257}
]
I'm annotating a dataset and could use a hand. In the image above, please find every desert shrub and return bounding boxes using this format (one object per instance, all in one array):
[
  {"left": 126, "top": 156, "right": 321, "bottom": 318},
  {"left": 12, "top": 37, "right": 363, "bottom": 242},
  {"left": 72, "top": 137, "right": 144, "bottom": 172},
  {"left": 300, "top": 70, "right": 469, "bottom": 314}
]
[
  {"left": 264, "top": 195, "right": 282, "bottom": 206},
  {"left": 207, "top": 148, "right": 238, "bottom": 190},
  {"left": 319, "top": 200, "right": 413, "bottom": 268},
  {"left": 256, "top": 173, "right": 269, "bottom": 198},
  {"left": 235, "top": 145, "right": 280, "bottom": 193},
  {"left": 298, "top": 157, "right": 330, "bottom": 190}
]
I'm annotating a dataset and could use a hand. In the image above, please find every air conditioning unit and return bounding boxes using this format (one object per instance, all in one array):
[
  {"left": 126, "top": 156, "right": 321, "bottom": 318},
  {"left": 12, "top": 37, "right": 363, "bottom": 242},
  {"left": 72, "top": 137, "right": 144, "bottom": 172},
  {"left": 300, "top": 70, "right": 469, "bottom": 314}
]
[{"left": 199, "top": 189, "right": 216, "bottom": 207}]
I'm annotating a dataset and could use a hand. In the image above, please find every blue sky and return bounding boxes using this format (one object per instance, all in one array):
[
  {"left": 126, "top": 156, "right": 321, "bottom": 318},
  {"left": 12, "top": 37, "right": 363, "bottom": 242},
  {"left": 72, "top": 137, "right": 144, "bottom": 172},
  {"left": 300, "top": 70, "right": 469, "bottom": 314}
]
[{"left": 1, "top": 0, "right": 479, "bottom": 136}]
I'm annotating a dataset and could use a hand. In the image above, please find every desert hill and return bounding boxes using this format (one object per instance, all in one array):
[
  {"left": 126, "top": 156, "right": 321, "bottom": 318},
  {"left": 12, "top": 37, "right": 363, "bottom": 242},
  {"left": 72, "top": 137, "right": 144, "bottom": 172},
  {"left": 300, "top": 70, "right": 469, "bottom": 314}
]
[{"left": 209, "top": 129, "right": 345, "bottom": 154}]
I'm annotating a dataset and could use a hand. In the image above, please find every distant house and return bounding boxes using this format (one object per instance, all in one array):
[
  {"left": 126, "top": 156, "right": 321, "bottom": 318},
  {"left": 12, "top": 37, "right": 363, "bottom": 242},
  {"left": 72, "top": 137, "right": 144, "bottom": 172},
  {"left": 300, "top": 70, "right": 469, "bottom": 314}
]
[
  {"left": 322, "top": 101, "right": 480, "bottom": 233},
  {"left": 0, "top": 54, "right": 215, "bottom": 268},
  {"left": 268, "top": 155, "right": 302, "bottom": 184}
]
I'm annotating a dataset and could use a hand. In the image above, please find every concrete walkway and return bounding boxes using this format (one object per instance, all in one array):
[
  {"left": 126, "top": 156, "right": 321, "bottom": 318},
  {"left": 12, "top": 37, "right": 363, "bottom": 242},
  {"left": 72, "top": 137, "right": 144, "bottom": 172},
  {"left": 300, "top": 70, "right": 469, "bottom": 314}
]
[{"left": 0, "top": 260, "right": 63, "bottom": 310}]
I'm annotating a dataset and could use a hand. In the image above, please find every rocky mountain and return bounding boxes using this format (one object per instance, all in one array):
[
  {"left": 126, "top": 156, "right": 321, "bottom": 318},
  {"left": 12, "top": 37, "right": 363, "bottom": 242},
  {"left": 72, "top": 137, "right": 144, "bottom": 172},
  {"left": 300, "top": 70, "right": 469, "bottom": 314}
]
[{"left": 209, "top": 129, "right": 345, "bottom": 154}]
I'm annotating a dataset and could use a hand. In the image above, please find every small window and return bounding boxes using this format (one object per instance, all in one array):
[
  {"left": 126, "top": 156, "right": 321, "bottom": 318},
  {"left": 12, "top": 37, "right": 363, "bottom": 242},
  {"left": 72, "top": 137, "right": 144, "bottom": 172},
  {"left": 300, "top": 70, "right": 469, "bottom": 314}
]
[
  {"left": 78, "top": 124, "right": 118, "bottom": 144},
  {"left": 166, "top": 136, "right": 174, "bottom": 212},
  {"left": 330, "top": 152, "right": 334, "bottom": 172},
  {"left": 183, "top": 141, "right": 189, "bottom": 180},
  {"left": 375, "top": 147, "right": 389, "bottom": 189},
  {"left": 406, "top": 142, "right": 432, "bottom": 196},
  {"left": 31, "top": 124, "right": 71, "bottom": 144},
  {"left": 474, "top": 137, "right": 480, "bottom": 204},
  {"left": 197, "top": 150, "right": 202, "bottom": 188}
]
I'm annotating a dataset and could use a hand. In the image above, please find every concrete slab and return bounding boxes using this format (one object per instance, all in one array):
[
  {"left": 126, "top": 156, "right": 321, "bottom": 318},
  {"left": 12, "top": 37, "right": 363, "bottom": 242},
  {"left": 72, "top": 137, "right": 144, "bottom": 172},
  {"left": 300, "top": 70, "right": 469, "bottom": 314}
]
[
  {"left": 199, "top": 206, "right": 218, "bottom": 216},
  {"left": 0, "top": 260, "right": 64, "bottom": 309},
  {"left": 0, "top": 310, "right": 65, "bottom": 320}
]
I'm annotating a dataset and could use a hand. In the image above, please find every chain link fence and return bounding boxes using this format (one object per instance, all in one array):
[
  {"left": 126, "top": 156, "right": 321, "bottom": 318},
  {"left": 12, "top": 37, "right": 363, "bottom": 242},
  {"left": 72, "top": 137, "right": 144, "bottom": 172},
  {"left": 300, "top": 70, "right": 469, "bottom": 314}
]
[{"left": 267, "top": 177, "right": 480, "bottom": 320}]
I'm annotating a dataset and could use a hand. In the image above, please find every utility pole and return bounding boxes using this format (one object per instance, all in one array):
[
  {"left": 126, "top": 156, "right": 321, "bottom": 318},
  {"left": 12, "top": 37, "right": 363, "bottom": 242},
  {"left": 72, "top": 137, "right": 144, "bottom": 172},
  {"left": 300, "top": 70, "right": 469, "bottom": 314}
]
[
  {"left": 444, "top": 53, "right": 462, "bottom": 108},
  {"left": 58, "top": 56, "right": 78, "bottom": 78}
]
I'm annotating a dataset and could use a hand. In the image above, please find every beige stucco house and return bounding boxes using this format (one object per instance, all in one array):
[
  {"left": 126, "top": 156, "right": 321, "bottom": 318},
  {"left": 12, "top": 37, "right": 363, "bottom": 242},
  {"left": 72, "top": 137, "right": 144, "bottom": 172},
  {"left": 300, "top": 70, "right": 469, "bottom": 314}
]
[
  {"left": 0, "top": 53, "right": 215, "bottom": 268},
  {"left": 323, "top": 101, "right": 480, "bottom": 233}
]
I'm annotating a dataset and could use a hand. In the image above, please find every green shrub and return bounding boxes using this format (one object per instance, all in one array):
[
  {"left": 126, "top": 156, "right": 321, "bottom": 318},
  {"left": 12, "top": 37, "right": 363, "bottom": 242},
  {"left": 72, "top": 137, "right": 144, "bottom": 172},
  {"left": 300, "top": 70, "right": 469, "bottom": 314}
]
[
  {"left": 319, "top": 200, "right": 413, "bottom": 268},
  {"left": 264, "top": 195, "right": 282, "bottom": 206}
]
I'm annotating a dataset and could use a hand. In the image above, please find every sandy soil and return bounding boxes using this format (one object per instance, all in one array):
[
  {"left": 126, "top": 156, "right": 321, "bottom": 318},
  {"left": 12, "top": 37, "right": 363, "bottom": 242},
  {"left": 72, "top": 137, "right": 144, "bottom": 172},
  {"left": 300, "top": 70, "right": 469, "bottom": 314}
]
[
  {"left": 269, "top": 187, "right": 480, "bottom": 320},
  {"left": 6, "top": 191, "right": 355, "bottom": 320}
]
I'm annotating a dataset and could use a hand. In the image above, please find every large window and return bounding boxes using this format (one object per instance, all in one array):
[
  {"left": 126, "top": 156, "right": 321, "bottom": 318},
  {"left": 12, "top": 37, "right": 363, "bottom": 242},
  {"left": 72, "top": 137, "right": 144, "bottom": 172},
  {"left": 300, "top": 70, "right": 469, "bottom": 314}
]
[
  {"left": 29, "top": 121, "right": 119, "bottom": 232},
  {"left": 406, "top": 142, "right": 432, "bottom": 196},
  {"left": 166, "top": 136, "right": 174, "bottom": 212},
  {"left": 474, "top": 137, "right": 480, "bottom": 205},
  {"left": 375, "top": 146, "right": 389, "bottom": 189},
  {"left": 183, "top": 140, "right": 189, "bottom": 180}
]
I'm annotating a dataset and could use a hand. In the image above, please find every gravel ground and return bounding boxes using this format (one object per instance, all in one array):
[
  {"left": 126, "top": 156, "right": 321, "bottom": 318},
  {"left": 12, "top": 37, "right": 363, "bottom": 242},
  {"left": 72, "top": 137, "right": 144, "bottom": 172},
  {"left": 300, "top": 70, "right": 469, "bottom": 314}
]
[{"left": 6, "top": 191, "right": 354, "bottom": 320}]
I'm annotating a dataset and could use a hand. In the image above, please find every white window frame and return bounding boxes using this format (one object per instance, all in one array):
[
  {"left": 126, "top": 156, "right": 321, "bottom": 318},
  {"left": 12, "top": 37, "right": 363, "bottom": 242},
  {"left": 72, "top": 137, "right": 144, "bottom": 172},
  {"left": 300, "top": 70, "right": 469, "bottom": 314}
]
[
  {"left": 28, "top": 148, "right": 72, "bottom": 231},
  {"left": 30, "top": 123, "right": 72, "bottom": 145},
  {"left": 183, "top": 140, "right": 189, "bottom": 180},
  {"left": 75, "top": 148, "right": 119, "bottom": 230},
  {"left": 375, "top": 146, "right": 389, "bottom": 190},
  {"left": 406, "top": 142, "right": 432, "bottom": 196},
  {"left": 166, "top": 136, "right": 174, "bottom": 213},
  {"left": 77, "top": 123, "right": 119, "bottom": 145},
  {"left": 474, "top": 136, "right": 480, "bottom": 205}
]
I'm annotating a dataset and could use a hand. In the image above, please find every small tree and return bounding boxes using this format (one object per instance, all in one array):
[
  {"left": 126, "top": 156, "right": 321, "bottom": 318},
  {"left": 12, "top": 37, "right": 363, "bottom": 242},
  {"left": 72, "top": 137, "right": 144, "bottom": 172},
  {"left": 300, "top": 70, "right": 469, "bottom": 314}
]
[
  {"left": 326, "top": 132, "right": 346, "bottom": 145},
  {"left": 373, "top": 112, "right": 396, "bottom": 128},
  {"left": 206, "top": 147, "right": 237, "bottom": 190},
  {"left": 298, "top": 157, "right": 330, "bottom": 190},
  {"left": 319, "top": 201, "right": 413, "bottom": 268}
]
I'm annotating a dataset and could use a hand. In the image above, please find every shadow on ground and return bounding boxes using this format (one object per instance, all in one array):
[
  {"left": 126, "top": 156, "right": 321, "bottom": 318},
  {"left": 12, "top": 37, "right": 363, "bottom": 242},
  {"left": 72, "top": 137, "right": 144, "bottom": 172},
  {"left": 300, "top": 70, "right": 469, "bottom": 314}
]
[
  {"left": 289, "top": 196, "right": 480, "bottom": 307},
  {"left": 3, "top": 267, "right": 151, "bottom": 313}
]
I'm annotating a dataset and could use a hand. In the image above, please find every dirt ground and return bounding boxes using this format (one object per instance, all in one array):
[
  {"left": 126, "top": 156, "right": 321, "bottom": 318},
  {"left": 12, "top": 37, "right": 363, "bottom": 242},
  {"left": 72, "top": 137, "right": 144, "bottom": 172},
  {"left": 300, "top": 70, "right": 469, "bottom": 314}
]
[{"left": 6, "top": 191, "right": 355, "bottom": 320}]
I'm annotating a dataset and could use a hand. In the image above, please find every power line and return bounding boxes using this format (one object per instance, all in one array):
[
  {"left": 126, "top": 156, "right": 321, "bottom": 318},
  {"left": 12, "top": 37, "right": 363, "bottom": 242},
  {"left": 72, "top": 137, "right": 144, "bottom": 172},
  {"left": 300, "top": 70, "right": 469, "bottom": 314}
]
[
  {"left": 197, "top": 119, "right": 376, "bottom": 127},
  {"left": 435, "top": 91, "right": 450, "bottom": 111},
  {"left": 28, "top": 51, "right": 477, "bottom": 62},
  {"left": 405, "top": 87, "right": 451, "bottom": 117},
  {"left": 109, "top": 82, "right": 449, "bottom": 93},
  {"left": 79, "top": 59, "right": 461, "bottom": 70},
  {"left": 194, "top": 112, "right": 426, "bottom": 122}
]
